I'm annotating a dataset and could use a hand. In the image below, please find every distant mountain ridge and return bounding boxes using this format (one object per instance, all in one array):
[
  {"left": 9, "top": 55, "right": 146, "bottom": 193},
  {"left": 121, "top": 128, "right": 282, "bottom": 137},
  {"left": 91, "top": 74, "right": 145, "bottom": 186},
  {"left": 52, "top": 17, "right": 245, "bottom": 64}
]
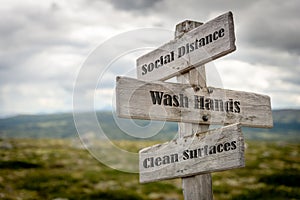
[{"left": 0, "top": 110, "right": 299, "bottom": 142}]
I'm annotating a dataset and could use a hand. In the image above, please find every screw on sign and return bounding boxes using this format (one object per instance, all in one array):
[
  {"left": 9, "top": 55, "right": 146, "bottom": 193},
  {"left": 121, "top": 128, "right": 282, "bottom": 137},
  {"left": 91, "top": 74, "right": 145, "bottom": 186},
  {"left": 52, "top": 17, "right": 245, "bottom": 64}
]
[{"left": 115, "top": 11, "right": 273, "bottom": 200}]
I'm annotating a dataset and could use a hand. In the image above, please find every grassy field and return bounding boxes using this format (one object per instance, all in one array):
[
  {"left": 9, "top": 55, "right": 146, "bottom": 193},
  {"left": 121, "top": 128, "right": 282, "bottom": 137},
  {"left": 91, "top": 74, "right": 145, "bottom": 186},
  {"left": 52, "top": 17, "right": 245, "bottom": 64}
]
[{"left": 0, "top": 138, "right": 299, "bottom": 200}]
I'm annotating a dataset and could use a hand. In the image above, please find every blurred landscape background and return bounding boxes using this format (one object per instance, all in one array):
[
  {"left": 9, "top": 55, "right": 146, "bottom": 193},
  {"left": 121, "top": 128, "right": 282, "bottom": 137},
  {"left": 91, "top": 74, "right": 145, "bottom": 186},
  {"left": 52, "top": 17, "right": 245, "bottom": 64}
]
[
  {"left": 1, "top": 109, "right": 300, "bottom": 142},
  {"left": 1, "top": 0, "right": 300, "bottom": 199},
  {"left": 0, "top": 109, "right": 299, "bottom": 199}
]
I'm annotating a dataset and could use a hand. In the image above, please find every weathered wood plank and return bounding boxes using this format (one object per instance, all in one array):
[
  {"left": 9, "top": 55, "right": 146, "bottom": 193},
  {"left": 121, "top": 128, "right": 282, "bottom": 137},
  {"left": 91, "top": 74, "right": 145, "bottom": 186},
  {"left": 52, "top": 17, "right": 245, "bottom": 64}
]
[
  {"left": 182, "top": 174, "right": 212, "bottom": 200},
  {"left": 136, "top": 11, "right": 236, "bottom": 81},
  {"left": 139, "top": 123, "right": 245, "bottom": 183},
  {"left": 177, "top": 67, "right": 213, "bottom": 200},
  {"left": 176, "top": 21, "right": 213, "bottom": 200},
  {"left": 116, "top": 76, "right": 273, "bottom": 128}
]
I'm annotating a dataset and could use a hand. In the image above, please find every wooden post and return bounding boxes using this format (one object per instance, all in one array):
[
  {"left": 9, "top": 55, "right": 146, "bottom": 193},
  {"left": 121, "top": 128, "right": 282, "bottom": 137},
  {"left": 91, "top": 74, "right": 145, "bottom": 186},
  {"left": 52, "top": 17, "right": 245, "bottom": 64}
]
[{"left": 175, "top": 20, "right": 213, "bottom": 200}]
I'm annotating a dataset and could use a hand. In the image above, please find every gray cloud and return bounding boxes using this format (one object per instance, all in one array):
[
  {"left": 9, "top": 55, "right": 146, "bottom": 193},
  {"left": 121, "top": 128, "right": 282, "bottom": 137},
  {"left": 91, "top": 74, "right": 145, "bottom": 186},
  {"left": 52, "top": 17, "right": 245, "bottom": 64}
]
[
  {"left": 0, "top": 2, "right": 88, "bottom": 75},
  {"left": 238, "top": 0, "right": 300, "bottom": 55},
  {"left": 108, "top": 0, "right": 162, "bottom": 12},
  {"left": 0, "top": 0, "right": 299, "bottom": 115}
]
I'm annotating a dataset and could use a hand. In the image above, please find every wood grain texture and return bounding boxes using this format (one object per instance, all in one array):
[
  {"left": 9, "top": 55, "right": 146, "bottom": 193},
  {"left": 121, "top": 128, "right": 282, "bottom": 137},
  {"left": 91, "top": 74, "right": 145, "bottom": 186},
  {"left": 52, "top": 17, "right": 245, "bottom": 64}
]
[
  {"left": 136, "top": 12, "right": 236, "bottom": 81},
  {"left": 116, "top": 76, "right": 273, "bottom": 128},
  {"left": 182, "top": 174, "right": 212, "bottom": 200},
  {"left": 139, "top": 123, "right": 245, "bottom": 183},
  {"left": 177, "top": 22, "right": 213, "bottom": 200},
  {"left": 177, "top": 67, "right": 213, "bottom": 200}
]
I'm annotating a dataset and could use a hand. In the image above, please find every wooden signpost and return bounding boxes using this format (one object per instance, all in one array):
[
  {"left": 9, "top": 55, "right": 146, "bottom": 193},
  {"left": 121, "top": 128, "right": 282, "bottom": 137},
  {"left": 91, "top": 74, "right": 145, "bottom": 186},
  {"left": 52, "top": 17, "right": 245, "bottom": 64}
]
[
  {"left": 139, "top": 123, "right": 244, "bottom": 183},
  {"left": 137, "top": 12, "right": 236, "bottom": 81},
  {"left": 116, "top": 76, "right": 273, "bottom": 128},
  {"left": 115, "top": 11, "right": 273, "bottom": 200}
]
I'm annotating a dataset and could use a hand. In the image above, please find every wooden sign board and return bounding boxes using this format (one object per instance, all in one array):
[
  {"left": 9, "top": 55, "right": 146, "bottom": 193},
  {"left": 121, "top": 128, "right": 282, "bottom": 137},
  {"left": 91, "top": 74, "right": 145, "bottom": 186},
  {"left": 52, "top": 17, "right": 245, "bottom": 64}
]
[
  {"left": 139, "top": 123, "right": 244, "bottom": 183},
  {"left": 116, "top": 76, "right": 273, "bottom": 128},
  {"left": 136, "top": 12, "right": 236, "bottom": 81}
]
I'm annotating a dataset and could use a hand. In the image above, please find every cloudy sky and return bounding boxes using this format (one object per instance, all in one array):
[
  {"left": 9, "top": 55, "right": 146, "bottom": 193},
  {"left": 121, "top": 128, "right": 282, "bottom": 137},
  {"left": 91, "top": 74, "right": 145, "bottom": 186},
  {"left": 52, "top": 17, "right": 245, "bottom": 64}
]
[{"left": 0, "top": 0, "right": 299, "bottom": 116}]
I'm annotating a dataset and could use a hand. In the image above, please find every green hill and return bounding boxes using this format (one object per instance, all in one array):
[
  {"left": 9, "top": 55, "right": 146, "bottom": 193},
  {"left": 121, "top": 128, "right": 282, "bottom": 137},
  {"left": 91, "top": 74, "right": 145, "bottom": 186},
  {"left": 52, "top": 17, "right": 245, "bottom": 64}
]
[
  {"left": 0, "top": 110, "right": 299, "bottom": 142},
  {"left": 0, "top": 112, "right": 178, "bottom": 140},
  {"left": 243, "top": 109, "right": 300, "bottom": 141}
]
